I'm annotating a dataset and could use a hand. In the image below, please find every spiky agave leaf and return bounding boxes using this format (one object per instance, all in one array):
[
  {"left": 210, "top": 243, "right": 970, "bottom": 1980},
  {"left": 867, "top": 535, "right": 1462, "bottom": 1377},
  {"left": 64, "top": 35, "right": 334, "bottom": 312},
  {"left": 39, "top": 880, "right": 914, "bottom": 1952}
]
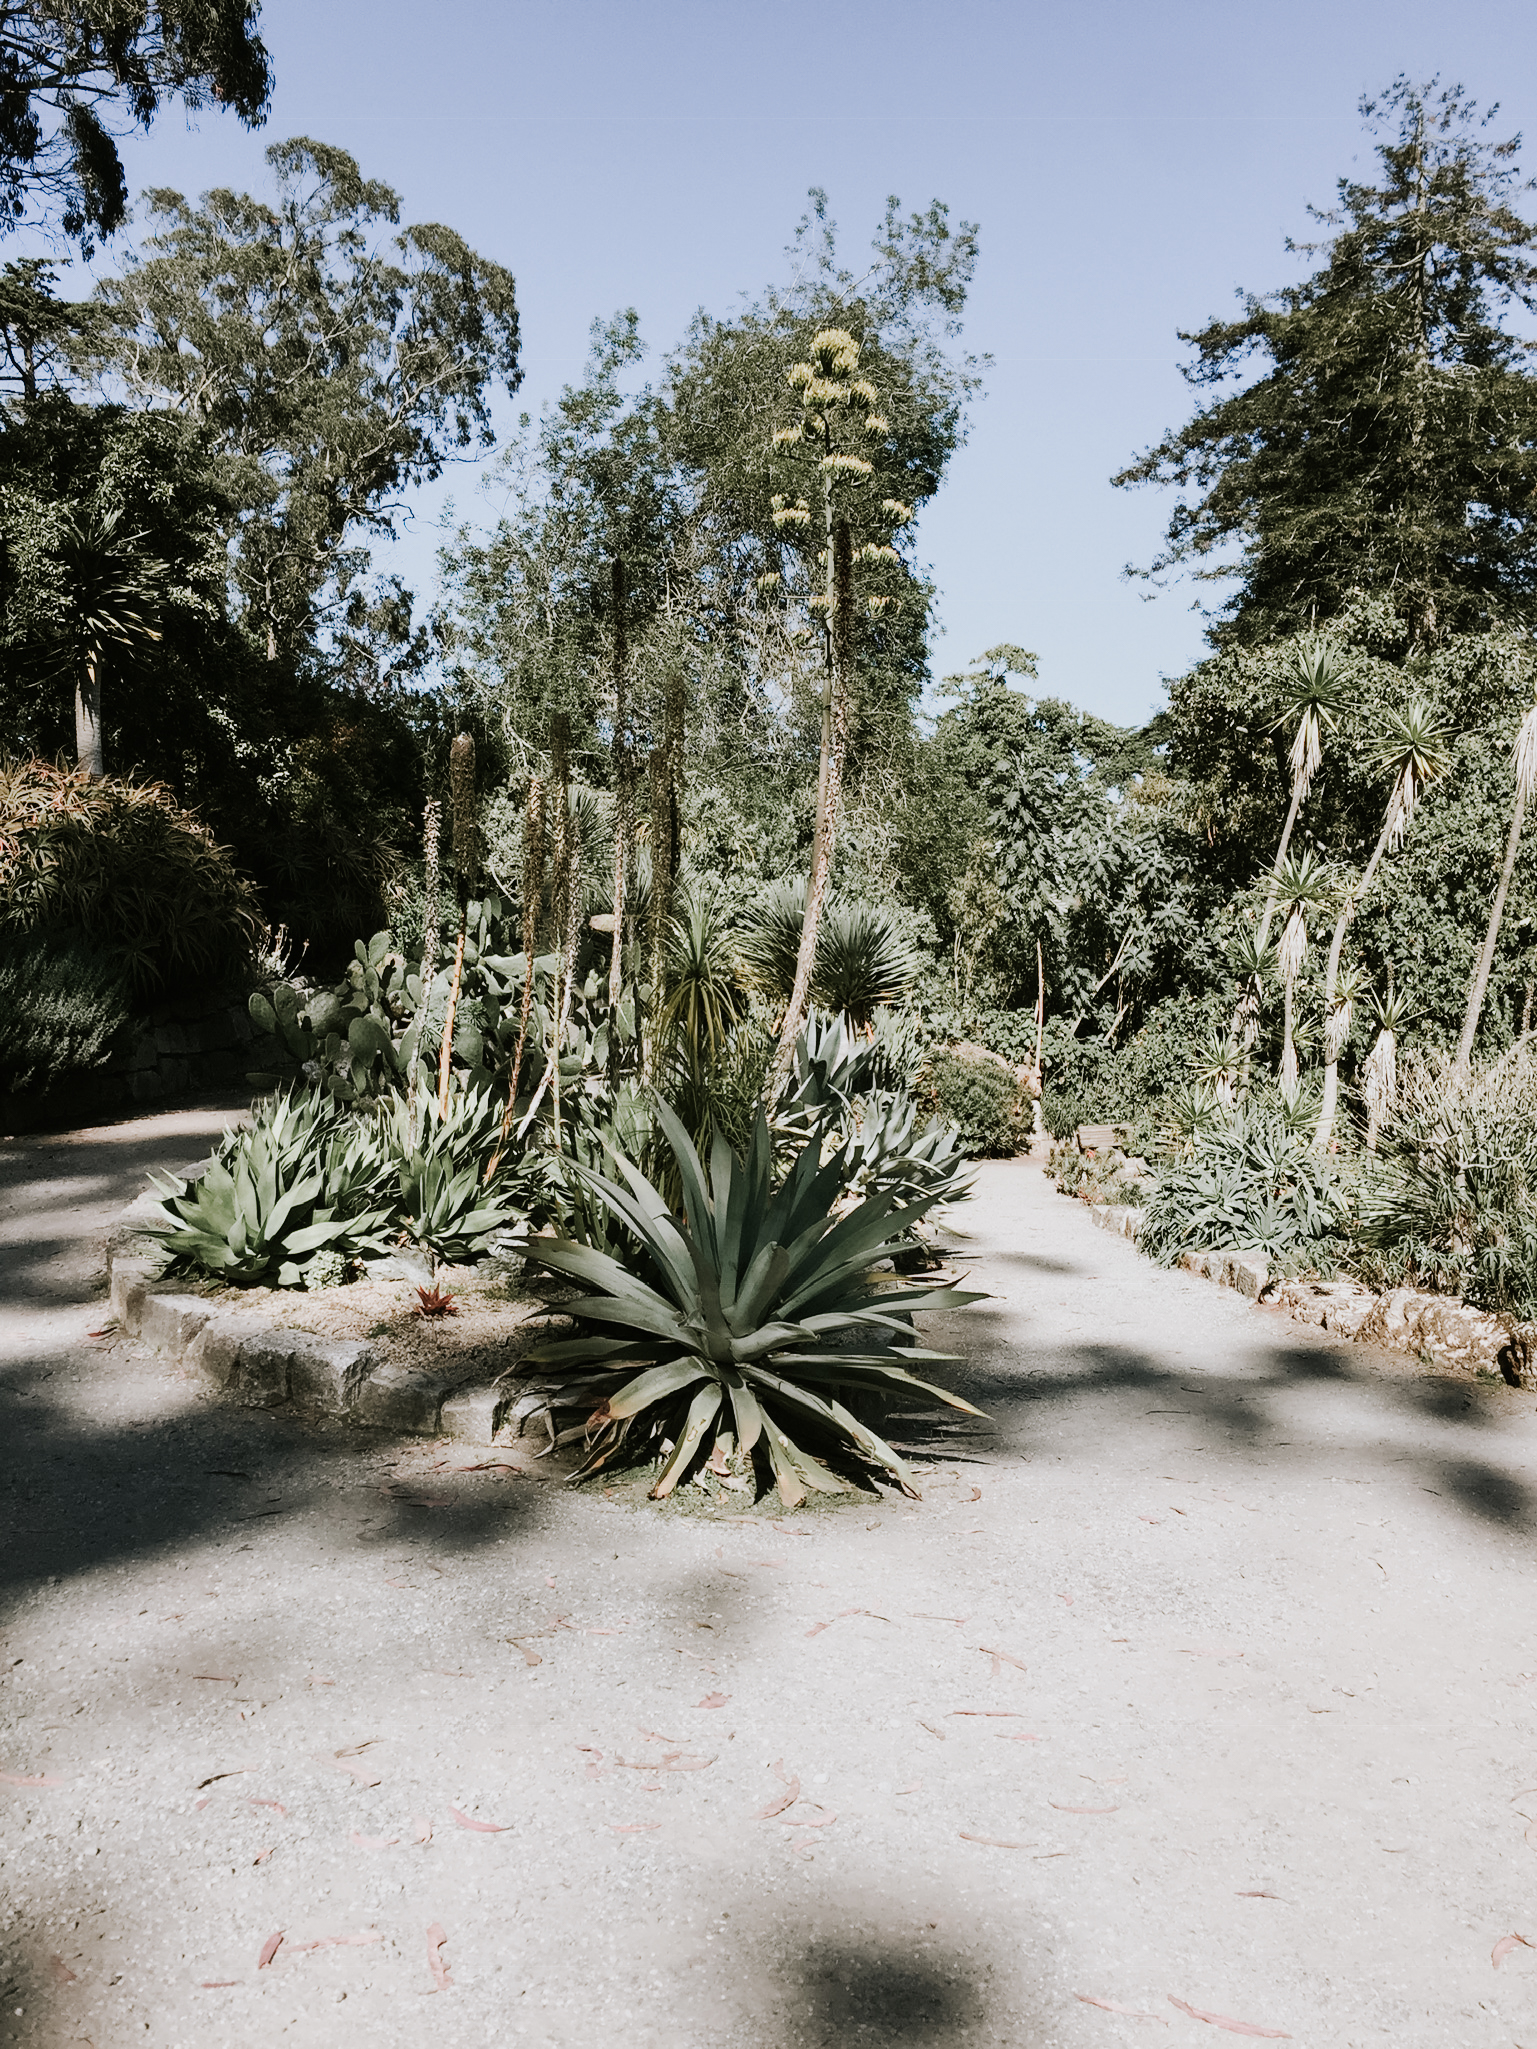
[{"left": 519, "top": 1098, "right": 984, "bottom": 1504}]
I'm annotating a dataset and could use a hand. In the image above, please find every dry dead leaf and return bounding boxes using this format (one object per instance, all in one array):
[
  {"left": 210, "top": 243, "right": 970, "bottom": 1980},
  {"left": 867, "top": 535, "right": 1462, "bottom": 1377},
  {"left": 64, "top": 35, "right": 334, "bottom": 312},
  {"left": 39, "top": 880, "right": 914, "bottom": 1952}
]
[
  {"left": 636, "top": 1727, "right": 679, "bottom": 1743},
  {"left": 977, "top": 1645, "right": 1028, "bottom": 1676},
  {"left": 755, "top": 1760, "right": 801, "bottom": 1819},
  {"left": 1075, "top": 1992, "right": 1167, "bottom": 2023},
  {"left": 248, "top": 1798, "right": 286, "bottom": 1816},
  {"left": 256, "top": 1931, "right": 284, "bottom": 1969},
  {"left": 1168, "top": 1994, "right": 1290, "bottom": 2036},
  {"left": 192, "top": 1674, "right": 239, "bottom": 1683},
  {"left": 608, "top": 1822, "right": 662, "bottom": 1833},
  {"left": 959, "top": 1831, "right": 1029, "bottom": 1848},
  {"left": 952, "top": 1709, "right": 1025, "bottom": 1718},
  {"left": 784, "top": 1807, "right": 836, "bottom": 1828},
  {"left": 195, "top": 1769, "right": 251, "bottom": 1790},
  {"left": 426, "top": 1922, "right": 452, "bottom": 1992},
  {"left": 1051, "top": 1802, "right": 1119, "bottom": 1814},
  {"left": 1493, "top": 1933, "right": 1536, "bottom": 1968},
  {"left": 508, "top": 1639, "right": 543, "bottom": 1667},
  {"left": 201, "top": 1979, "right": 240, "bottom": 1988},
  {"left": 252, "top": 1846, "right": 274, "bottom": 1866},
  {"left": 696, "top": 1693, "right": 730, "bottom": 1709},
  {"left": 918, "top": 1720, "right": 946, "bottom": 1741},
  {"left": 450, "top": 1804, "right": 510, "bottom": 1832},
  {"left": 1237, "top": 1891, "right": 1281, "bottom": 1900},
  {"left": 47, "top": 1955, "right": 77, "bottom": 1986},
  {"left": 998, "top": 1732, "right": 1045, "bottom": 1743},
  {"left": 412, "top": 1815, "right": 433, "bottom": 1844}
]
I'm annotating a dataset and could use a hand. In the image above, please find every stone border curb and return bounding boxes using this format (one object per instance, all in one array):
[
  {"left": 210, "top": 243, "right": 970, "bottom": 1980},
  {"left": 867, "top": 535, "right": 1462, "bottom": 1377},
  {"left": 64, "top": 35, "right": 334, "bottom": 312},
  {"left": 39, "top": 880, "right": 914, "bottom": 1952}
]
[
  {"left": 105, "top": 1205, "right": 569, "bottom": 1442},
  {"left": 1081, "top": 1198, "right": 1535, "bottom": 1388}
]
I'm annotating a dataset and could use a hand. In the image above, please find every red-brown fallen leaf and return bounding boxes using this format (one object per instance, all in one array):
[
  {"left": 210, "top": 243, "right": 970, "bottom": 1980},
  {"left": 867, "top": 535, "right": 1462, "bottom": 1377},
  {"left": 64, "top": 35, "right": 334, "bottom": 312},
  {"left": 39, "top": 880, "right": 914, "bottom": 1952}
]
[
  {"left": 1168, "top": 1995, "right": 1290, "bottom": 2036},
  {"left": 912, "top": 1613, "right": 968, "bottom": 1624},
  {"left": 1493, "top": 1933, "right": 1536, "bottom": 1968},
  {"left": 431, "top": 1668, "right": 475, "bottom": 1678},
  {"left": 959, "top": 1832, "right": 1029, "bottom": 1848},
  {"left": 316, "top": 1754, "right": 382, "bottom": 1788},
  {"left": 426, "top": 1922, "right": 452, "bottom": 1993},
  {"left": 195, "top": 1797, "right": 211, "bottom": 1810},
  {"left": 1139, "top": 1515, "right": 1163, "bottom": 1525},
  {"left": 636, "top": 1727, "right": 679, "bottom": 1743},
  {"left": 192, "top": 1674, "right": 239, "bottom": 1683},
  {"left": 1075, "top": 1992, "right": 1168, "bottom": 2023},
  {"left": 965, "top": 1486, "right": 982, "bottom": 1502},
  {"left": 756, "top": 1767, "right": 802, "bottom": 1819},
  {"left": 784, "top": 1807, "right": 836, "bottom": 1828},
  {"left": 48, "top": 1955, "right": 77, "bottom": 1985},
  {"left": 412, "top": 1815, "right": 433, "bottom": 1844},
  {"left": 977, "top": 1645, "right": 1028, "bottom": 1675},
  {"left": 0, "top": 1770, "right": 65, "bottom": 1786},
  {"left": 450, "top": 1804, "right": 510, "bottom": 1832},
  {"left": 896, "top": 1780, "right": 922, "bottom": 1794},
  {"left": 609, "top": 1822, "right": 662, "bottom": 1832},
  {"left": 350, "top": 1829, "right": 399, "bottom": 1851},
  {"left": 383, "top": 1577, "right": 414, "bottom": 1590},
  {"left": 456, "top": 1461, "right": 520, "bottom": 1475},
  {"left": 696, "top": 1693, "right": 730, "bottom": 1709},
  {"left": 286, "top": 1932, "right": 384, "bottom": 1954},
  {"left": 1237, "top": 1891, "right": 1281, "bottom": 1899},
  {"left": 998, "top": 1732, "right": 1045, "bottom": 1742},
  {"left": 252, "top": 1846, "right": 274, "bottom": 1865},
  {"left": 201, "top": 1979, "right": 241, "bottom": 1987},
  {"left": 1059, "top": 1593, "right": 1074, "bottom": 1606},
  {"left": 508, "top": 1639, "right": 543, "bottom": 1667},
  {"left": 1178, "top": 1644, "right": 1246, "bottom": 1660},
  {"left": 1051, "top": 1802, "right": 1119, "bottom": 1814},
  {"left": 248, "top": 1798, "right": 286, "bottom": 1816},
  {"left": 616, "top": 1751, "right": 716, "bottom": 1773},
  {"left": 257, "top": 1930, "right": 284, "bottom": 1969}
]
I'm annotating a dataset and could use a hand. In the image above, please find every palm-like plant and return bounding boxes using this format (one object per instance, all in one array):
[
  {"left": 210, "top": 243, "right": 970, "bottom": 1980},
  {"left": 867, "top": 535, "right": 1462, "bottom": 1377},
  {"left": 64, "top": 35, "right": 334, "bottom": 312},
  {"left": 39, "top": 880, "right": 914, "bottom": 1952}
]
[
  {"left": 1313, "top": 700, "right": 1453, "bottom": 1151},
  {"left": 1362, "top": 986, "right": 1412, "bottom": 1152},
  {"left": 1457, "top": 696, "right": 1537, "bottom": 1067},
  {"left": 36, "top": 508, "right": 167, "bottom": 782},
  {"left": 740, "top": 880, "right": 918, "bottom": 1032},
  {"left": 1269, "top": 847, "right": 1335, "bottom": 1095},
  {"left": 1256, "top": 641, "right": 1349, "bottom": 952},
  {"left": 519, "top": 1099, "right": 984, "bottom": 1506}
]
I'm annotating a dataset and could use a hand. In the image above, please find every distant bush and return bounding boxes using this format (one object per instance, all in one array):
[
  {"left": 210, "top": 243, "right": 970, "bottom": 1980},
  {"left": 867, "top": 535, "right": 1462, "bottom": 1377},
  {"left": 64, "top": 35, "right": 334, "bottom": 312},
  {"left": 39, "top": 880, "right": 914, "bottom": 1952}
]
[
  {"left": 1140, "top": 1099, "right": 1348, "bottom": 1268},
  {"left": 0, "top": 760, "right": 262, "bottom": 996},
  {"left": 0, "top": 930, "right": 132, "bottom": 1092},
  {"left": 928, "top": 1050, "right": 1029, "bottom": 1157}
]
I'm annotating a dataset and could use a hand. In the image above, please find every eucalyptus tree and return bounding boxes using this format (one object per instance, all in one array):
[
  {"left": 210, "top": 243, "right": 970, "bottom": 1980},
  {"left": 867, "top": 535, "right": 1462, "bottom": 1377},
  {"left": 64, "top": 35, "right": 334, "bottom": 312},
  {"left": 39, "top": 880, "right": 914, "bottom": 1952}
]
[
  {"left": 1314, "top": 701, "right": 1454, "bottom": 1149},
  {"left": 80, "top": 139, "right": 521, "bottom": 666},
  {"left": 1116, "top": 79, "right": 1537, "bottom": 648},
  {"left": 0, "top": 0, "right": 271, "bottom": 248}
]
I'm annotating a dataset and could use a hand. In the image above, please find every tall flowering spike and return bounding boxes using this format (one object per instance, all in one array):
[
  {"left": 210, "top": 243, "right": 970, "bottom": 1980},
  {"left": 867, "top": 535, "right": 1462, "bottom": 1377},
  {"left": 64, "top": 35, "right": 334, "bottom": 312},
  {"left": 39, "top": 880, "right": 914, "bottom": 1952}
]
[
  {"left": 1514, "top": 701, "right": 1537, "bottom": 805},
  {"left": 882, "top": 498, "right": 913, "bottom": 523},
  {"left": 811, "top": 328, "right": 860, "bottom": 372},
  {"left": 449, "top": 733, "right": 479, "bottom": 881}
]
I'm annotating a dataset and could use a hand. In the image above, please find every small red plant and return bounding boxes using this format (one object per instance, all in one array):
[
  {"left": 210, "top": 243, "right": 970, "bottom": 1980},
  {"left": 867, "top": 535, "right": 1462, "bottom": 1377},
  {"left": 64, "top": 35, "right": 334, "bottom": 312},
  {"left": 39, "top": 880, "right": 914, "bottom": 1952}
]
[{"left": 412, "top": 1283, "right": 458, "bottom": 1318}]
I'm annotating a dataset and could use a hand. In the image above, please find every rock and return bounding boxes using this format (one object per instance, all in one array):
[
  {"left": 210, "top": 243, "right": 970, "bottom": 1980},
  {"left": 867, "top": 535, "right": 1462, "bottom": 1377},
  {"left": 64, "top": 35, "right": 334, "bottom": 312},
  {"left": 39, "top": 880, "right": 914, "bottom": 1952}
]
[
  {"left": 185, "top": 1317, "right": 290, "bottom": 1407},
  {"left": 109, "top": 1253, "right": 162, "bottom": 1329},
  {"left": 137, "top": 1292, "right": 213, "bottom": 1354},
  {"left": 1088, "top": 1204, "right": 1143, "bottom": 1241},
  {"left": 440, "top": 1383, "right": 510, "bottom": 1445},
  {"left": 1077, "top": 1123, "right": 1132, "bottom": 1154},
  {"left": 1220, "top": 1251, "right": 1270, "bottom": 1300},
  {"left": 352, "top": 1362, "right": 459, "bottom": 1435},
  {"left": 286, "top": 1335, "right": 378, "bottom": 1411},
  {"left": 1271, "top": 1278, "right": 1376, "bottom": 1336},
  {"left": 1499, "top": 1323, "right": 1537, "bottom": 1390}
]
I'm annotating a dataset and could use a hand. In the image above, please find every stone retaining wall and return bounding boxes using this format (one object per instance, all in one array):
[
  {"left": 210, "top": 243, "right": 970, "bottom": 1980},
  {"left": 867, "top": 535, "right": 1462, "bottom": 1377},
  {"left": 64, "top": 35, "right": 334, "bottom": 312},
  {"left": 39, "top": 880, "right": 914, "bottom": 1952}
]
[{"left": 0, "top": 990, "right": 257, "bottom": 1135}]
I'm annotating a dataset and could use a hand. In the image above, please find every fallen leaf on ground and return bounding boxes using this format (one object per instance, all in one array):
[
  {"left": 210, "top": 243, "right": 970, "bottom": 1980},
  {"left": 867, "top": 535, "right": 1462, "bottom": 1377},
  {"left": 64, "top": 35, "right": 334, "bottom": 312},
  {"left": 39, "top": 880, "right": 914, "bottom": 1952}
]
[
  {"left": 426, "top": 1922, "right": 452, "bottom": 1992},
  {"left": 1051, "top": 1803, "right": 1119, "bottom": 1814},
  {"left": 636, "top": 1728, "right": 678, "bottom": 1743},
  {"left": 0, "top": 1770, "right": 65, "bottom": 1786},
  {"left": 334, "top": 1741, "right": 379, "bottom": 1757},
  {"left": 1178, "top": 1645, "right": 1246, "bottom": 1660},
  {"left": 696, "top": 1693, "right": 731, "bottom": 1709},
  {"left": 450, "top": 1804, "right": 510, "bottom": 1832},
  {"left": 785, "top": 1807, "right": 836, "bottom": 1828},
  {"left": 897, "top": 1780, "right": 922, "bottom": 1793},
  {"left": 257, "top": 1931, "right": 284, "bottom": 1969},
  {"left": 952, "top": 1709, "right": 1025, "bottom": 1718},
  {"left": 918, "top": 1721, "right": 946, "bottom": 1740},
  {"left": 194, "top": 1797, "right": 210, "bottom": 1810},
  {"left": 1075, "top": 1992, "right": 1167, "bottom": 2022},
  {"left": 1139, "top": 1516, "right": 1163, "bottom": 1525},
  {"left": 431, "top": 1669, "right": 475, "bottom": 1679},
  {"left": 508, "top": 1639, "right": 543, "bottom": 1667},
  {"left": 1059, "top": 1593, "right": 1074, "bottom": 1606},
  {"left": 608, "top": 1822, "right": 662, "bottom": 1833},
  {"left": 1168, "top": 1994, "right": 1290, "bottom": 2037},
  {"left": 315, "top": 1753, "right": 382, "bottom": 1788},
  {"left": 412, "top": 1815, "right": 433, "bottom": 1844},
  {"left": 287, "top": 1932, "right": 384, "bottom": 1954},
  {"left": 1237, "top": 1891, "right": 1281, "bottom": 1899},
  {"left": 48, "top": 1955, "right": 77, "bottom": 1985},
  {"left": 350, "top": 1830, "right": 398, "bottom": 1851},
  {"left": 456, "top": 1462, "right": 519, "bottom": 1475},
  {"left": 192, "top": 1674, "right": 239, "bottom": 1683},
  {"left": 977, "top": 1645, "right": 1028, "bottom": 1675},
  {"left": 252, "top": 1846, "right": 274, "bottom": 1865},
  {"left": 1493, "top": 1933, "right": 1536, "bottom": 1968},
  {"left": 959, "top": 1832, "right": 1029, "bottom": 1848},
  {"left": 248, "top": 1798, "right": 286, "bottom": 1816},
  {"left": 756, "top": 1761, "right": 801, "bottom": 1819},
  {"left": 201, "top": 1979, "right": 240, "bottom": 1987},
  {"left": 998, "top": 1732, "right": 1045, "bottom": 1742},
  {"left": 307, "top": 1674, "right": 335, "bottom": 1686},
  {"left": 912, "top": 1613, "right": 968, "bottom": 1624}
]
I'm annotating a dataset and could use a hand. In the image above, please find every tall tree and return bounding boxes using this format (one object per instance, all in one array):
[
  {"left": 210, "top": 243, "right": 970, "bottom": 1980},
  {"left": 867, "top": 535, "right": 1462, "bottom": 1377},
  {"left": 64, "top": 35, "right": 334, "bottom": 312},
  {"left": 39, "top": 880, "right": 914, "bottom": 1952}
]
[
  {"left": 1116, "top": 79, "right": 1537, "bottom": 648},
  {"left": 80, "top": 138, "right": 522, "bottom": 666},
  {"left": 0, "top": 0, "right": 270, "bottom": 247}
]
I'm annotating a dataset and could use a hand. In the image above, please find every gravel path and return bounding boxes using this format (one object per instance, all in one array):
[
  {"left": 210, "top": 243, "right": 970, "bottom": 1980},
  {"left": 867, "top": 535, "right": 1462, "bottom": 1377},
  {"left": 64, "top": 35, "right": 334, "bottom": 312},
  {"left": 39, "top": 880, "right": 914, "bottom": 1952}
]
[{"left": 3, "top": 1128, "right": 1537, "bottom": 2047}]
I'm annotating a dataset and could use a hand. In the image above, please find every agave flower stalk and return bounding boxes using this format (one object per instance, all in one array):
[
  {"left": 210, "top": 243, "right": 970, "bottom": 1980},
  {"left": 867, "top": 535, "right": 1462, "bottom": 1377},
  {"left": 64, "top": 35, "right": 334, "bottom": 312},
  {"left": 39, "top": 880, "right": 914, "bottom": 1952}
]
[
  {"left": 437, "top": 733, "right": 480, "bottom": 1114},
  {"left": 1314, "top": 701, "right": 1452, "bottom": 1152},
  {"left": 486, "top": 773, "right": 545, "bottom": 1181},
  {"left": 520, "top": 1100, "right": 985, "bottom": 1506},
  {"left": 608, "top": 554, "right": 631, "bottom": 1014},
  {"left": 1457, "top": 699, "right": 1537, "bottom": 1068}
]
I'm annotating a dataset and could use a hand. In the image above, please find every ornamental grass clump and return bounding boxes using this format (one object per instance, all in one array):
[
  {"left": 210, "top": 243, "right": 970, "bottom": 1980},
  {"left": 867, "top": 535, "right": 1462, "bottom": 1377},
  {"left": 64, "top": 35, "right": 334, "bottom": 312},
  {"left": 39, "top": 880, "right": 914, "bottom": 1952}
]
[{"left": 520, "top": 1099, "right": 984, "bottom": 1506}]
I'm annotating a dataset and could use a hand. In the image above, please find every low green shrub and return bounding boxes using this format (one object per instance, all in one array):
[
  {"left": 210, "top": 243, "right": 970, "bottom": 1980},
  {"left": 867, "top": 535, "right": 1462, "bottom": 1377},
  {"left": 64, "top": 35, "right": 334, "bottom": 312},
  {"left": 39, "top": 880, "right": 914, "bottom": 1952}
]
[
  {"left": 0, "top": 929, "right": 132, "bottom": 1092},
  {"left": 1140, "top": 1099, "right": 1349, "bottom": 1267},
  {"left": 927, "top": 1051, "right": 1029, "bottom": 1157},
  {"left": 1353, "top": 1046, "right": 1537, "bottom": 1315}
]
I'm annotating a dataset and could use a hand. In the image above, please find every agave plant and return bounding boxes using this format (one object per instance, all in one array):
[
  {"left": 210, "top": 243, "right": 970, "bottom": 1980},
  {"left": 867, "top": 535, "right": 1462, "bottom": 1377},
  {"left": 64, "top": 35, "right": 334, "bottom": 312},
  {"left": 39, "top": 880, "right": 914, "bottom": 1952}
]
[
  {"left": 520, "top": 1100, "right": 984, "bottom": 1505},
  {"left": 145, "top": 1087, "right": 395, "bottom": 1286},
  {"left": 845, "top": 1088, "right": 974, "bottom": 1209},
  {"left": 379, "top": 1085, "right": 546, "bottom": 1264}
]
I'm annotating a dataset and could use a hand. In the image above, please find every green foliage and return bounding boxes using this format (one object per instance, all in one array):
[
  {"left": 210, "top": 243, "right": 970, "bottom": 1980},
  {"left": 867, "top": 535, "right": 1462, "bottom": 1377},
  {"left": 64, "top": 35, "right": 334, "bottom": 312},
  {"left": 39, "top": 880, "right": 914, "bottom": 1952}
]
[
  {"left": 0, "top": 758, "right": 260, "bottom": 996},
  {"left": 927, "top": 1051, "right": 1028, "bottom": 1157},
  {"left": 520, "top": 1100, "right": 985, "bottom": 1506},
  {"left": 1355, "top": 1046, "right": 1537, "bottom": 1314},
  {"left": 380, "top": 1086, "right": 546, "bottom": 1264},
  {"left": 146, "top": 1089, "right": 397, "bottom": 1288},
  {"left": 0, "top": 929, "right": 131, "bottom": 1092},
  {"left": 739, "top": 879, "right": 920, "bottom": 1028},
  {"left": 1140, "top": 1101, "right": 1349, "bottom": 1267}
]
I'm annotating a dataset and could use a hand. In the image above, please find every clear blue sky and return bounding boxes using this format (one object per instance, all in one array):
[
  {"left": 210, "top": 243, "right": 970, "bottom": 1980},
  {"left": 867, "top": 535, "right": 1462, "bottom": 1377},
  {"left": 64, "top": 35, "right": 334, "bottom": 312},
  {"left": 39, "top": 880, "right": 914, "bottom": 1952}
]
[{"left": 36, "top": 0, "right": 1537, "bottom": 725}]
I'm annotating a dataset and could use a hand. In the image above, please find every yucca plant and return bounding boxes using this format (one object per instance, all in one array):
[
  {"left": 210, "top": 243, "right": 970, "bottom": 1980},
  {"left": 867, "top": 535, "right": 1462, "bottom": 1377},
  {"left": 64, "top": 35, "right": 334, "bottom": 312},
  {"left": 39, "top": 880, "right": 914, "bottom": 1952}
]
[
  {"left": 520, "top": 1099, "right": 985, "bottom": 1505},
  {"left": 146, "top": 1088, "right": 396, "bottom": 1287}
]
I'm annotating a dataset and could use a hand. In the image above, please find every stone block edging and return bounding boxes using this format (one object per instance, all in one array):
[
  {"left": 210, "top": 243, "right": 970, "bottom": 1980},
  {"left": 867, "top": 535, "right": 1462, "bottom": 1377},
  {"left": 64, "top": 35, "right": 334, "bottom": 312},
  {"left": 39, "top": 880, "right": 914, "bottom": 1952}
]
[
  {"left": 1081, "top": 1200, "right": 1536, "bottom": 1389},
  {"left": 106, "top": 1205, "right": 569, "bottom": 1443}
]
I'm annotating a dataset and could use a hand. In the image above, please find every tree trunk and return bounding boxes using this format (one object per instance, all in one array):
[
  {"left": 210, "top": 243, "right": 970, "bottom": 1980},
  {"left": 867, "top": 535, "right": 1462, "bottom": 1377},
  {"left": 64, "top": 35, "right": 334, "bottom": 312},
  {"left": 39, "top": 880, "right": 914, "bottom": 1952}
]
[
  {"left": 75, "top": 652, "right": 104, "bottom": 781},
  {"left": 1456, "top": 784, "right": 1526, "bottom": 1070},
  {"left": 608, "top": 556, "right": 629, "bottom": 1012},
  {"left": 770, "top": 512, "right": 852, "bottom": 1089},
  {"left": 1255, "top": 779, "right": 1305, "bottom": 954},
  {"left": 1312, "top": 815, "right": 1396, "bottom": 1152}
]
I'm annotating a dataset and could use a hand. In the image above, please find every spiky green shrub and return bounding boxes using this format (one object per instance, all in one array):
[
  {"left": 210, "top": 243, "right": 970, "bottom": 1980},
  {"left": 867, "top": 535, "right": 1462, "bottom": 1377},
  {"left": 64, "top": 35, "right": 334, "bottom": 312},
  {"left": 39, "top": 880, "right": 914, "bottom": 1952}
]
[
  {"left": 1140, "top": 1099, "right": 1348, "bottom": 1267},
  {"left": 520, "top": 1100, "right": 984, "bottom": 1506},
  {"left": 739, "top": 881, "right": 919, "bottom": 1029},
  {"left": 0, "top": 930, "right": 131, "bottom": 1092},
  {"left": 0, "top": 759, "right": 260, "bottom": 995},
  {"left": 145, "top": 1088, "right": 397, "bottom": 1287},
  {"left": 380, "top": 1085, "right": 547, "bottom": 1262}
]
